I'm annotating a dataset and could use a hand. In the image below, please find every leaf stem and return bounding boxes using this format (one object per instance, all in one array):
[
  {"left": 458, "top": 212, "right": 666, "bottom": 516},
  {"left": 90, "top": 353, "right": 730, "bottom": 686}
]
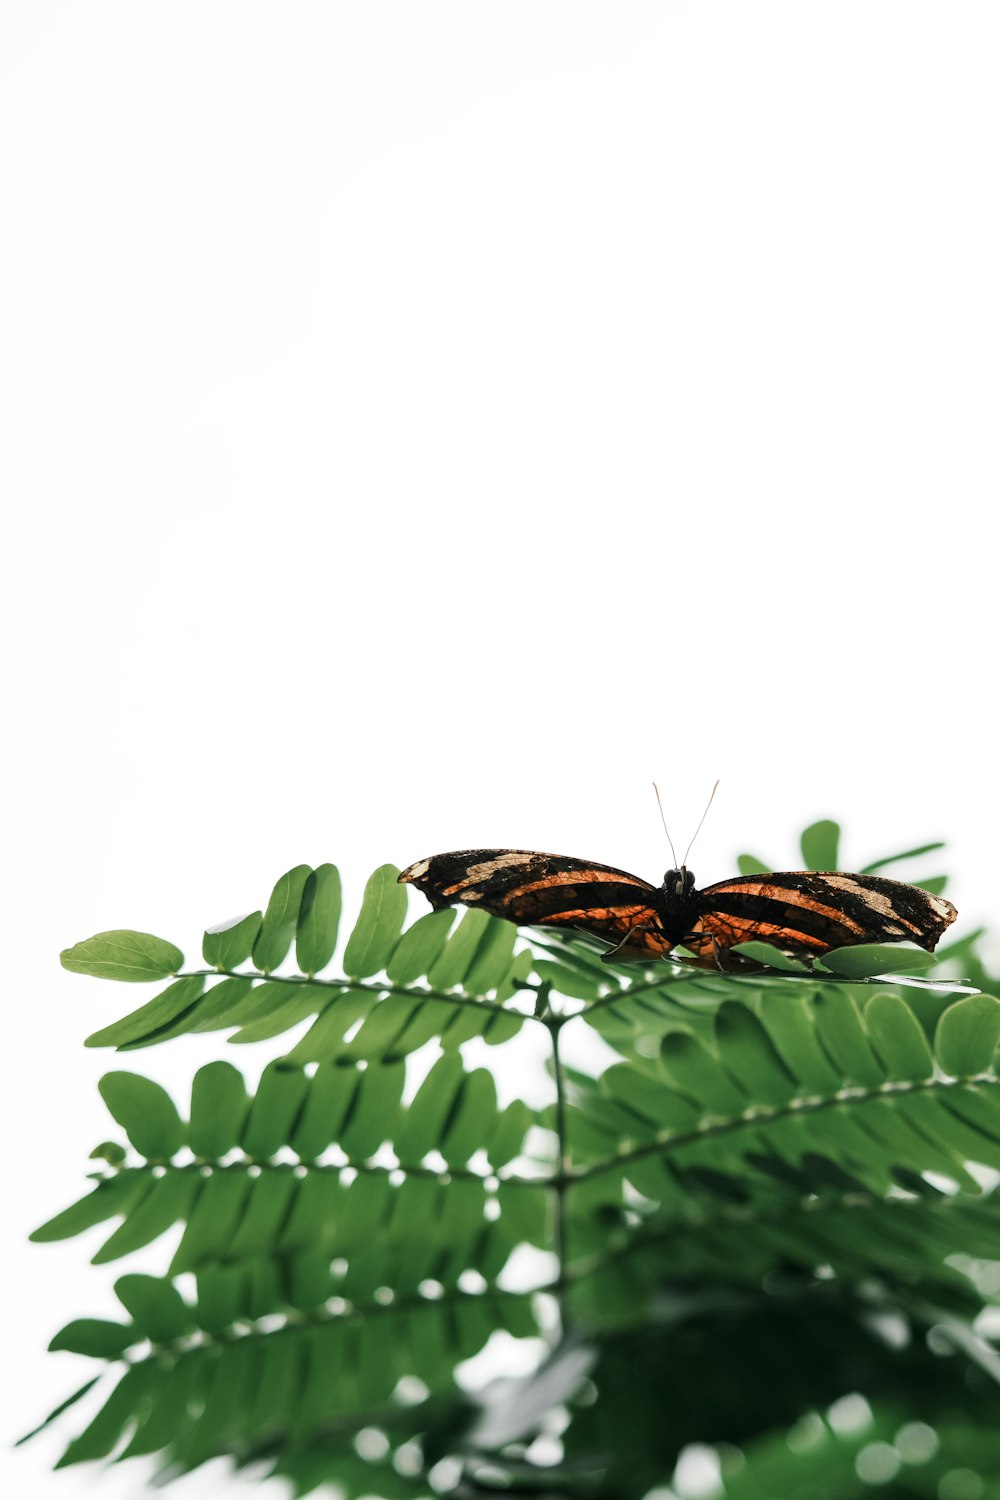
[{"left": 548, "top": 1012, "right": 570, "bottom": 1311}]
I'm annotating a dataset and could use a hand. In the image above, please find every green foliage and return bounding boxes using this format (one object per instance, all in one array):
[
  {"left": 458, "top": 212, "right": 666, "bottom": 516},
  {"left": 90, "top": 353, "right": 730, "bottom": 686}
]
[{"left": 26, "top": 827, "right": 1000, "bottom": 1498}]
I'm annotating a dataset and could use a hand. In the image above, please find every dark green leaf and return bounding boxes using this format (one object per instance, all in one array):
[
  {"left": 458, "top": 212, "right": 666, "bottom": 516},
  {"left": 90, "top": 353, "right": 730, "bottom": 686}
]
[
  {"left": 864, "top": 993, "right": 935, "bottom": 1081},
  {"left": 252, "top": 865, "right": 312, "bottom": 972},
  {"left": 16, "top": 1378, "right": 101, "bottom": 1447},
  {"left": 800, "top": 819, "right": 840, "bottom": 870},
  {"left": 98, "top": 1072, "right": 185, "bottom": 1159},
  {"left": 48, "top": 1319, "right": 134, "bottom": 1358},
  {"left": 190, "top": 1061, "right": 248, "bottom": 1159},
  {"left": 92, "top": 1171, "right": 201, "bottom": 1263},
  {"left": 114, "top": 1274, "right": 193, "bottom": 1343},
  {"left": 660, "top": 1031, "right": 748, "bottom": 1115},
  {"left": 30, "top": 1173, "right": 149, "bottom": 1243},
  {"left": 936, "top": 994, "right": 1000, "bottom": 1077},
  {"left": 54, "top": 1364, "right": 155, "bottom": 1467},
  {"left": 61, "top": 930, "right": 184, "bottom": 983},
  {"left": 296, "top": 864, "right": 342, "bottom": 975},
  {"left": 169, "top": 1170, "right": 253, "bottom": 1274},
  {"left": 343, "top": 865, "right": 407, "bottom": 978}
]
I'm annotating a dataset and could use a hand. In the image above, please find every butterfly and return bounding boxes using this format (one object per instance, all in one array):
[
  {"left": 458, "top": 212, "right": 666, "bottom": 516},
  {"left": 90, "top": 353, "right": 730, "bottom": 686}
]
[{"left": 397, "top": 849, "right": 957, "bottom": 968}]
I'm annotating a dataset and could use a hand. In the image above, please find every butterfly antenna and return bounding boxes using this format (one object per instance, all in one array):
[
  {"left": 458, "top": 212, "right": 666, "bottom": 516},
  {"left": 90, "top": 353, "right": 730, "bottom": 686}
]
[
  {"left": 682, "top": 779, "right": 720, "bottom": 867},
  {"left": 652, "top": 782, "right": 680, "bottom": 868}
]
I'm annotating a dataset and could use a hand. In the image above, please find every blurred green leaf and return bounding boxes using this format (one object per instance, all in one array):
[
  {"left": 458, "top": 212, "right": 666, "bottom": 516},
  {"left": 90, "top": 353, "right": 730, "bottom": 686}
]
[
  {"left": 98, "top": 1073, "right": 184, "bottom": 1159},
  {"left": 800, "top": 819, "right": 840, "bottom": 870},
  {"left": 936, "top": 993, "right": 1000, "bottom": 1077},
  {"left": 343, "top": 865, "right": 407, "bottom": 978}
]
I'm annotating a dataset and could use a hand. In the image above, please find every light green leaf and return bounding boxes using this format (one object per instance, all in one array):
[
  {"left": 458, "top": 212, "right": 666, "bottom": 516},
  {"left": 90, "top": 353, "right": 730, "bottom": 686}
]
[
  {"left": 441, "top": 1069, "right": 498, "bottom": 1167},
  {"left": 296, "top": 865, "right": 342, "bottom": 975},
  {"left": 343, "top": 865, "right": 407, "bottom": 978},
  {"left": 98, "top": 1073, "right": 185, "bottom": 1159},
  {"left": 800, "top": 819, "right": 840, "bottom": 870},
  {"left": 936, "top": 994, "right": 1000, "bottom": 1077},
  {"left": 428, "top": 909, "right": 493, "bottom": 990},
  {"left": 463, "top": 918, "right": 519, "bottom": 994},
  {"left": 290, "top": 1064, "right": 359, "bottom": 1160},
  {"left": 61, "top": 930, "right": 183, "bottom": 983},
  {"left": 396, "top": 1053, "right": 465, "bottom": 1163},
  {"left": 731, "top": 941, "right": 810, "bottom": 974},
  {"left": 202, "top": 912, "right": 262, "bottom": 970},
  {"left": 252, "top": 865, "right": 312, "bottom": 972},
  {"left": 339, "top": 1061, "right": 406, "bottom": 1160},
  {"left": 386, "top": 909, "right": 456, "bottom": 984},
  {"left": 818, "top": 943, "right": 936, "bottom": 978}
]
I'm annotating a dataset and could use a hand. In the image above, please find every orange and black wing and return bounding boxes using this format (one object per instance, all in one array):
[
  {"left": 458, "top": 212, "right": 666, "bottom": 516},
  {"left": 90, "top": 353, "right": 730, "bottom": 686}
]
[
  {"left": 685, "top": 871, "right": 957, "bottom": 963},
  {"left": 398, "top": 849, "right": 673, "bottom": 960}
]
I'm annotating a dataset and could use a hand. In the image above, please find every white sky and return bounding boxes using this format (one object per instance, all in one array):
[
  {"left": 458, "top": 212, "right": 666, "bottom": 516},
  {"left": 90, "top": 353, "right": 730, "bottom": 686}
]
[{"left": 3, "top": 4, "right": 999, "bottom": 1495}]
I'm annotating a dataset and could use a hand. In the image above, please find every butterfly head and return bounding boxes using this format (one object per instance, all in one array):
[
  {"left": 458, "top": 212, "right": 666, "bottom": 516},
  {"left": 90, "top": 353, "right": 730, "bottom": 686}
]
[{"left": 664, "top": 867, "right": 696, "bottom": 901}]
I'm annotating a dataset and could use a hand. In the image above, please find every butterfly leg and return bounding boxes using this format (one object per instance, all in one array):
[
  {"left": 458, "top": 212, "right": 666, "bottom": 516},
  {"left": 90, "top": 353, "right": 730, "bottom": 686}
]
[
  {"left": 679, "top": 930, "right": 728, "bottom": 970},
  {"left": 600, "top": 925, "right": 667, "bottom": 964}
]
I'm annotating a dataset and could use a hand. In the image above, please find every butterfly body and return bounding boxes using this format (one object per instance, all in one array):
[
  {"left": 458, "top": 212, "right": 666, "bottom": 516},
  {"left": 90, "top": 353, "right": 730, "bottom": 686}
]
[{"left": 398, "top": 849, "right": 957, "bottom": 968}]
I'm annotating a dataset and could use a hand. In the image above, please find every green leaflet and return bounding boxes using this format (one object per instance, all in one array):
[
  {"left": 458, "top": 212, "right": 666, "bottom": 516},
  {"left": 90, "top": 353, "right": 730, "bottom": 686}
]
[
  {"left": 800, "top": 819, "right": 840, "bottom": 870},
  {"left": 935, "top": 993, "right": 1000, "bottom": 1077},
  {"left": 114, "top": 1273, "right": 193, "bottom": 1343},
  {"left": 202, "top": 911, "right": 262, "bottom": 970},
  {"left": 61, "top": 929, "right": 184, "bottom": 983},
  {"left": 343, "top": 865, "right": 407, "bottom": 978},
  {"left": 98, "top": 1072, "right": 185, "bottom": 1159},
  {"left": 84, "top": 974, "right": 206, "bottom": 1049},
  {"left": 190, "top": 1061, "right": 249, "bottom": 1158},
  {"left": 48, "top": 1319, "right": 134, "bottom": 1359},
  {"left": 253, "top": 865, "right": 313, "bottom": 973},
  {"left": 296, "top": 864, "right": 342, "bottom": 976}
]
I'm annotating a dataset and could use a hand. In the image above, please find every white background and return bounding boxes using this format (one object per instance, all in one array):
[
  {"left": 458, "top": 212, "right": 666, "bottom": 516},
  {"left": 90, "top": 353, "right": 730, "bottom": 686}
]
[{"left": 3, "top": 3, "right": 998, "bottom": 1495}]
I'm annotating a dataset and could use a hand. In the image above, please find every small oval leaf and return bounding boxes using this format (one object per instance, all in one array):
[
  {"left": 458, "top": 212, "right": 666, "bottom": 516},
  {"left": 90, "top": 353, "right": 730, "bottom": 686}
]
[
  {"left": 203, "top": 912, "right": 262, "bottom": 969},
  {"left": 61, "top": 931, "right": 184, "bottom": 983},
  {"left": 98, "top": 1073, "right": 185, "bottom": 1159},
  {"left": 936, "top": 994, "right": 1000, "bottom": 1077}
]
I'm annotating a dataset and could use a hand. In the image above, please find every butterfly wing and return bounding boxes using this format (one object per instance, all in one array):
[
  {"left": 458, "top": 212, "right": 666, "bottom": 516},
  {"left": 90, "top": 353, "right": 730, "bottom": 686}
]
[
  {"left": 398, "top": 849, "right": 673, "bottom": 959},
  {"left": 685, "top": 871, "right": 957, "bottom": 962}
]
